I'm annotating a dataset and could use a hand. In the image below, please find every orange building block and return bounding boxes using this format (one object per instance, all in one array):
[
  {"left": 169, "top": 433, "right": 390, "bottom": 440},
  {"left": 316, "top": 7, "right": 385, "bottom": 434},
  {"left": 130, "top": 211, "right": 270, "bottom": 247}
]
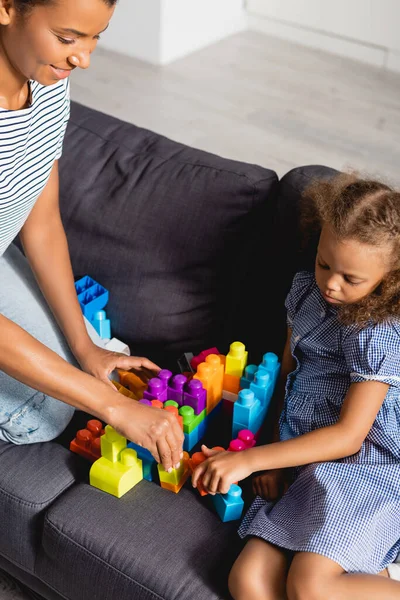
[
  {"left": 117, "top": 369, "right": 147, "bottom": 399},
  {"left": 112, "top": 380, "right": 137, "bottom": 399},
  {"left": 223, "top": 373, "right": 240, "bottom": 395}
]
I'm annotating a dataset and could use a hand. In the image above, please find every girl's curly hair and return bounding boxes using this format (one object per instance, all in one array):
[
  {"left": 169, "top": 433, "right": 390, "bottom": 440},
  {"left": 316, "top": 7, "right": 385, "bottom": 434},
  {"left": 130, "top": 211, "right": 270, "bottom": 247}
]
[{"left": 300, "top": 171, "right": 400, "bottom": 325}]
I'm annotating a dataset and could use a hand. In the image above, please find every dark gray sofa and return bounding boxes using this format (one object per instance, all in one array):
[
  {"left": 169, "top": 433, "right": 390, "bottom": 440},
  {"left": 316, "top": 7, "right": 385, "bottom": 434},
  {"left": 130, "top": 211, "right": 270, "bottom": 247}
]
[{"left": 0, "top": 101, "right": 338, "bottom": 600}]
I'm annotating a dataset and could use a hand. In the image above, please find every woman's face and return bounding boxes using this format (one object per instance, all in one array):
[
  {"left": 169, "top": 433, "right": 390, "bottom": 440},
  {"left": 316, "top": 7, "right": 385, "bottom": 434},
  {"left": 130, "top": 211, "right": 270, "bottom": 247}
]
[{"left": 0, "top": 0, "right": 115, "bottom": 85}]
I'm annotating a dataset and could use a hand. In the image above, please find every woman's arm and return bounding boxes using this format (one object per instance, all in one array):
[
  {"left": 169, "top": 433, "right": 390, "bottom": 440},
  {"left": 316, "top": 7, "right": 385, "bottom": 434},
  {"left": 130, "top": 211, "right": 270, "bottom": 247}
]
[
  {"left": 19, "top": 161, "right": 96, "bottom": 360},
  {"left": 0, "top": 312, "right": 184, "bottom": 469},
  {"left": 192, "top": 380, "right": 388, "bottom": 493}
]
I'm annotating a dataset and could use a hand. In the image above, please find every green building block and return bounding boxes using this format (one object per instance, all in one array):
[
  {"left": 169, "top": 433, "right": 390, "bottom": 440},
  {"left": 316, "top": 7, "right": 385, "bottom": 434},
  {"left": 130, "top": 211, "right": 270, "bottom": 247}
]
[{"left": 179, "top": 406, "right": 206, "bottom": 434}]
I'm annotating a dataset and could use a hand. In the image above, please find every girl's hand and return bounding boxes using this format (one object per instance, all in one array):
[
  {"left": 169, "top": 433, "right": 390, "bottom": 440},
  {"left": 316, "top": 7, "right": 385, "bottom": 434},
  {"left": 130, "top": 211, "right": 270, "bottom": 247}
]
[
  {"left": 252, "top": 468, "right": 293, "bottom": 501},
  {"left": 191, "top": 445, "right": 252, "bottom": 495},
  {"left": 76, "top": 343, "right": 161, "bottom": 389}
]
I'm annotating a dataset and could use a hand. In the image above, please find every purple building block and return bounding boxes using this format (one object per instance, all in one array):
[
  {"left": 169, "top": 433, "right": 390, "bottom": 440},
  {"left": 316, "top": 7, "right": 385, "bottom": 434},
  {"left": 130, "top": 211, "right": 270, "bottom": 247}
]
[
  {"left": 167, "top": 374, "right": 188, "bottom": 406},
  {"left": 143, "top": 377, "right": 168, "bottom": 402},
  {"left": 183, "top": 379, "right": 207, "bottom": 415}
]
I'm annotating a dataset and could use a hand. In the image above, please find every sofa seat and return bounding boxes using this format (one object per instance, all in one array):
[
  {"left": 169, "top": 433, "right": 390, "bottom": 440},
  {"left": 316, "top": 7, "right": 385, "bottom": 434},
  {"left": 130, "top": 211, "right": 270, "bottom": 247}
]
[{"left": 36, "top": 480, "right": 242, "bottom": 600}]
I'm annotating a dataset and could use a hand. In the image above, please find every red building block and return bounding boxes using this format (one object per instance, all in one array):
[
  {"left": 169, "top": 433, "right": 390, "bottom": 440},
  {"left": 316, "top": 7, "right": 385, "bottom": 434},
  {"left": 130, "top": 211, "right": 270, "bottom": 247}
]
[{"left": 70, "top": 419, "right": 105, "bottom": 462}]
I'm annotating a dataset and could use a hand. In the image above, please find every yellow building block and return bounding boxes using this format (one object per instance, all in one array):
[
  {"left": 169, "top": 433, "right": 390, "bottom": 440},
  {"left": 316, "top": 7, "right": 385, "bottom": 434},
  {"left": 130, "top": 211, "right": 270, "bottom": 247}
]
[
  {"left": 101, "top": 424, "right": 127, "bottom": 462},
  {"left": 90, "top": 448, "right": 143, "bottom": 498},
  {"left": 158, "top": 452, "right": 190, "bottom": 492},
  {"left": 225, "top": 341, "right": 248, "bottom": 378}
]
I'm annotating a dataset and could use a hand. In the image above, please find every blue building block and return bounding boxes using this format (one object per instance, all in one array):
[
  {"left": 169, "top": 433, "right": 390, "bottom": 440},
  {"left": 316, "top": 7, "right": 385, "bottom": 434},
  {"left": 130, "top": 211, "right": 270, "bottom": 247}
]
[
  {"left": 92, "top": 310, "right": 111, "bottom": 339},
  {"left": 212, "top": 484, "right": 245, "bottom": 522},
  {"left": 239, "top": 364, "right": 258, "bottom": 390},
  {"left": 232, "top": 388, "right": 265, "bottom": 438},
  {"left": 183, "top": 428, "right": 200, "bottom": 452},
  {"left": 257, "top": 352, "right": 280, "bottom": 388},
  {"left": 250, "top": 371, "right": 274, "bottom": 411},
  {"left": 75, "top": 275, "right": 109, "bottom": 322},
  {"left": 127, "top": 441, "right": 158, "bottom": 482}
]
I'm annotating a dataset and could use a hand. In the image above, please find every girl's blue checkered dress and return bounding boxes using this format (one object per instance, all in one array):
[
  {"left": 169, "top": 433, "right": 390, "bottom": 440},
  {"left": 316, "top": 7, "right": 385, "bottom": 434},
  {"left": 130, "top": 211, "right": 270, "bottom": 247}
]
[{"left": 238, "top": 271, "right": 400, "bottom": 573}]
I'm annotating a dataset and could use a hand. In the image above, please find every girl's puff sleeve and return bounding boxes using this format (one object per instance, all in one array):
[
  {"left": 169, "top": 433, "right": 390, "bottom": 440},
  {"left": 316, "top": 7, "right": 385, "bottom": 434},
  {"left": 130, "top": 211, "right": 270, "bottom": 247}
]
[
  {"left": 284, "top": 271, "right": 315, "bottom": 328},
  {"left": 342, "top": 321, "right": 400, "bottom": 388}
]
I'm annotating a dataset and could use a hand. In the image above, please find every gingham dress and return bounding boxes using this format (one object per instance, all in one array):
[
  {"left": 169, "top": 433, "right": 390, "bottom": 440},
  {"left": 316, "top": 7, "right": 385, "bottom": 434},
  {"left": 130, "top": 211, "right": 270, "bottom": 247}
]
[{"left": 238, "top": 270, "right": 400, "bottom": 573}]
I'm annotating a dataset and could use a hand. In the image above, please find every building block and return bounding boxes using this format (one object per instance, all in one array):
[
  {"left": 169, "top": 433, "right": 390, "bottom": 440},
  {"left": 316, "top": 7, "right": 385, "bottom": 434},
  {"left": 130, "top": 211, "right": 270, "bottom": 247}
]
[
  {"left": 257, "top": 352, "right": 280, "bottom": 388},
  {"left": 92, "top": 310, "right": 111, "bottom": 339},
  {"left": 167, "top": 373, "right": 188, "bottom": 405},
  {"left": 70, "top": 419, "right": 104, "bottom": 462},
  {"left": 223, "top": 373, "right": 240, "bottom": 395},
  {"left": 143, "top": 376, "right": 168, "bottom": 402},
  {"left": 190, "top": 347, "right": 220, "bottom": 371},
  {"left": 205, "top": 354, "right": 224, "bottom": 411},
  {"left": 74, "top": 275, "right": 109, "bottom": 322},
  {"left": 212, "top": 484, "right": 244, "bottom": 522},
  {"left": 112, "top": 380, "right": 137, "bottom": 400},
  {"left": 249, "top": 371, "right": 274, "bottom": 411},
  {"left": 117, "top": 369, "right": 147, "bottom": 399},
  {"left": 193, "top": 362, "right": 213, "bottom": 412},
  {"left": 100, "top": 424, "right": 127, "bottom": 462},
  {"left": 158, "top": 451, "right": 190, "bottom": 493},
  {"left": 89, "top": 448, "right": 143, "bottom": 498},
  {"left": 232, "top": 388, "right": 264, "bottom": 438},
  {"left": 104, "top": 337, "right": 130, "bottom": 356},
  {"left": 239, "top": 364, "right": 258, "bottom": 390},
  {"left": 179, "top": 406, "right": 206, "bottom": 435},
  {"left": 238, "top": 429, "right": 256, "bottom": 449},
  {"left": 128, "top": 441, "right": 159, "bottom": 483},
  {"left": 163, "top": 403, "right": 183, "bottom": 429},
  {"left": 183, "top": 378, "right": 207, "bottom": 414},
  {"left": 177, "top": 352, "right": 195, "bottom": 374},
  {"left": 225, "top": 341, "right": 248, "bottom": 378}
]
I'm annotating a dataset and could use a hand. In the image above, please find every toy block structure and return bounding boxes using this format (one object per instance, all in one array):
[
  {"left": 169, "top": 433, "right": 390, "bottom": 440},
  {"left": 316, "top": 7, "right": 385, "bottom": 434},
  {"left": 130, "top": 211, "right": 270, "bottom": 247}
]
[
  {"left": 70, "top": 419, "right": 105, "bottom": 462},
  {"left": 193, "top": 354, "right": 224, "bottom": 414},
  {"left": 232, "top": 388, "right": 265, "bottom": 438},
  {"left": 179, "top": 405, "right": 207, "bottom": 451},
  {"left": 211, "top": 484, "right": 244, "bottom": 522},
  {"left": 157, "top": 451, "right": 190, "bottom": 493},
  {"left": 89, "top": 425, "right": 143, "bottom": 498}
]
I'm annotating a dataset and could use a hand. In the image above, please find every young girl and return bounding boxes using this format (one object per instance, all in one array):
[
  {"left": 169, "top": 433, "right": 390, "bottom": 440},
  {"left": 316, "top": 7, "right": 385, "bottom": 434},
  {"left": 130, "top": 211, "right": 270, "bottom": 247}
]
[
  {"left": 0, "top": 0, "right": 183, "bottom": 471},
  {"left": 192, "top": 172, "right": 400, "bottom": 599}
]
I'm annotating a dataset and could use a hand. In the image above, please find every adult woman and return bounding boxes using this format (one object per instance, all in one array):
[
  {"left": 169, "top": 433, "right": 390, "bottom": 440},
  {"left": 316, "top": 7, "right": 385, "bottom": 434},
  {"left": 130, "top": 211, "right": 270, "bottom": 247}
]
[{"left": 0, "top": 0, "right": 184, "bottom": 471}]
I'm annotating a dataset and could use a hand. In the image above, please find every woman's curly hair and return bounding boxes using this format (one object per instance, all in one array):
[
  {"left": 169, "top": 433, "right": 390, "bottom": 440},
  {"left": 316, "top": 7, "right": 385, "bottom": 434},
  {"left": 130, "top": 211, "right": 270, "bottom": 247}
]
[{"left": 300, "top": 171, "right": 400, "bottom": 325}]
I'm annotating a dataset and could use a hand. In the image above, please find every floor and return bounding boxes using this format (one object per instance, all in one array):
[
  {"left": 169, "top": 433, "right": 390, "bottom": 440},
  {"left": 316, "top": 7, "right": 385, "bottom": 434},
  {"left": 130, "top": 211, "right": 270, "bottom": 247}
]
[
  {"left": 70, "top": 30, "right": 400, "bottom": 186},
  {"left": 2, "top": 28, "right": 400, "bottom": 600}
]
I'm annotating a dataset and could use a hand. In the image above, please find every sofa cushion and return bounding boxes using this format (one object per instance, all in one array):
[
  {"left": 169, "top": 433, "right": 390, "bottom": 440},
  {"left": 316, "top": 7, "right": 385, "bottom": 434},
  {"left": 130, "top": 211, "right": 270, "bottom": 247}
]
[
  {"left": 262, "top": 164, "right": 340, "bottom": 357},
  {"left": 36, "top": 481, "right": 243, "bottom": 600},
  {"left": 58, "top": 102, "right": 279, "bottom": 368},
  {"left": 0, "top": 441, "right": 77, "bottom": 572}
]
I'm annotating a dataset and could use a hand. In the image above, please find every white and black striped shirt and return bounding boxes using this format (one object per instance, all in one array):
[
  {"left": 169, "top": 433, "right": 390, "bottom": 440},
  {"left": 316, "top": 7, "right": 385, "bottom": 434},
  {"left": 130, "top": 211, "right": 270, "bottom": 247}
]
[{"left": 0, "top": 78, "right": 70, "bottom": 257}]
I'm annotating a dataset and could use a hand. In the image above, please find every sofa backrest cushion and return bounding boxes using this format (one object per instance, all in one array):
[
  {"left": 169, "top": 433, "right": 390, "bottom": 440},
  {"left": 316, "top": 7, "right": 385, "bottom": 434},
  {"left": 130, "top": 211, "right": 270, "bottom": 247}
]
[{"left": 58, "top": 102, "right": 279, "bottom": 367}]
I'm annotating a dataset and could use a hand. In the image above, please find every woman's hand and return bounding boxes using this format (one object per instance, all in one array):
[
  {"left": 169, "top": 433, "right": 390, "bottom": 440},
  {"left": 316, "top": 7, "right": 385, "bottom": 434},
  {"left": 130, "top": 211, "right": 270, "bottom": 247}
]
[
  {"left": 191, "top": 445, "right": 252, "bottom": 495},
  {"left": 107, "top": 393, "right": 185, "bottom": 472},
  {"left": 76, "top": 342, "right": 160, "bottom": 389},
  {"left": 252, "top": 468, "right": 293, "bottom": 501}
]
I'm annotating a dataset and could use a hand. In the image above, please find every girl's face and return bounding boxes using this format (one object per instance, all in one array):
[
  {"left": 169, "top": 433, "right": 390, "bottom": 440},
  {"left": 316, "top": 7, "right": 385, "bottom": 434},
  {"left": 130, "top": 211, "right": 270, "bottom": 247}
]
[
  {"left": 0, "top": 0, "right": 115, "bottom": 85},
  {"left": 315, "top": 225, "right": 391, "bottom": 306}
]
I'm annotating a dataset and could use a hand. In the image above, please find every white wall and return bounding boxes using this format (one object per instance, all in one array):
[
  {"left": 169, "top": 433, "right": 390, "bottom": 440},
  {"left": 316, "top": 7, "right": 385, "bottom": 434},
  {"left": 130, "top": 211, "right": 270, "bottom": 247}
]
[
  {"left": 100, "top": 0, "right": 246, "bottom": 65},
  {"left": 247, "top": 0, "right": 400, "bottom": 71}
]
